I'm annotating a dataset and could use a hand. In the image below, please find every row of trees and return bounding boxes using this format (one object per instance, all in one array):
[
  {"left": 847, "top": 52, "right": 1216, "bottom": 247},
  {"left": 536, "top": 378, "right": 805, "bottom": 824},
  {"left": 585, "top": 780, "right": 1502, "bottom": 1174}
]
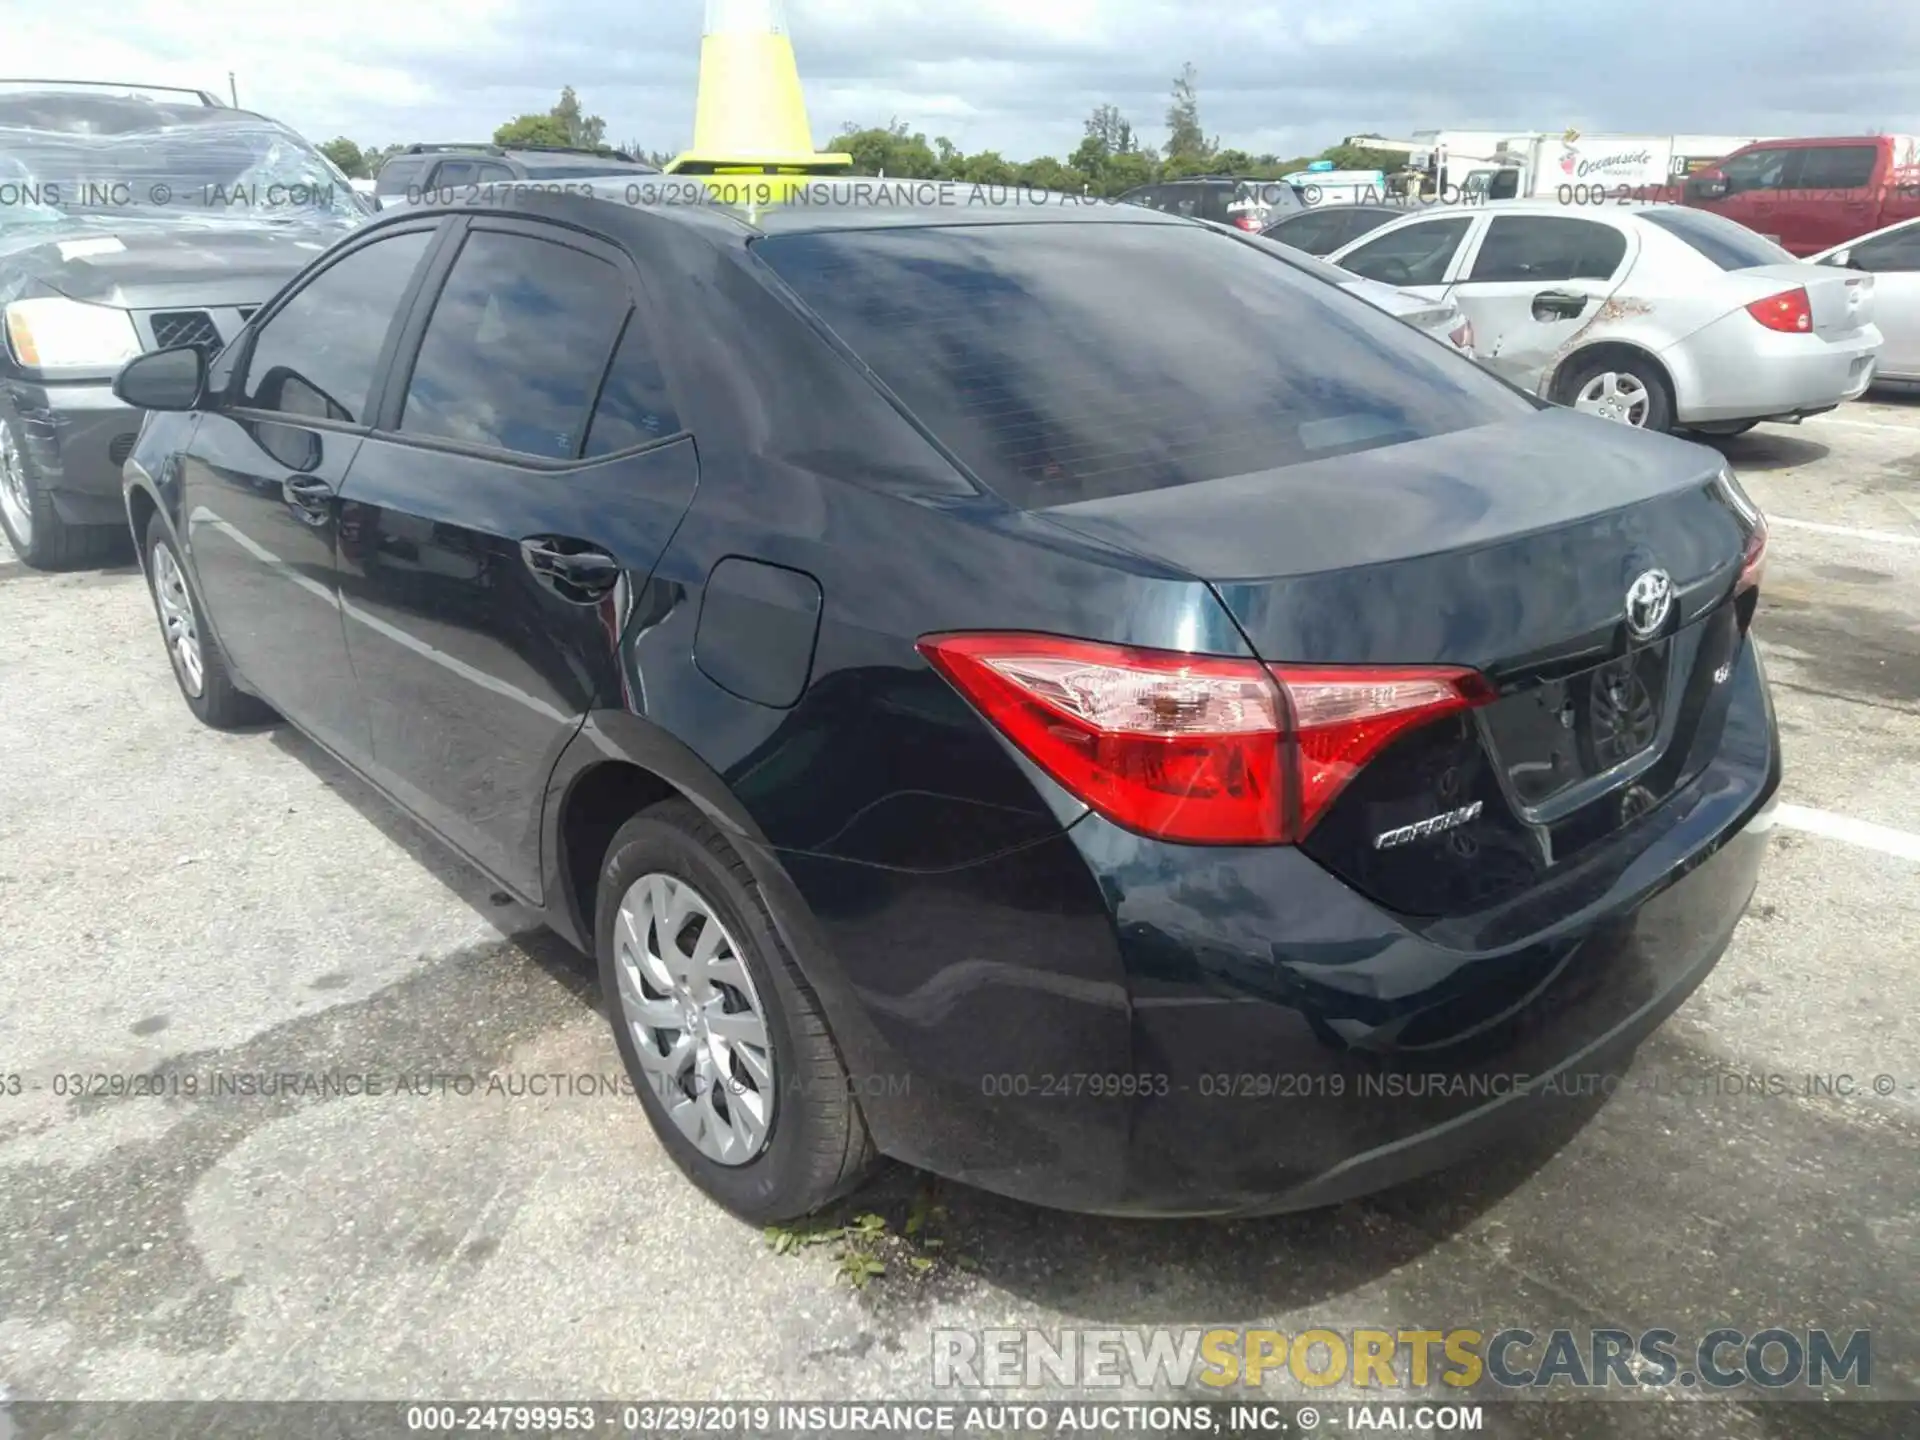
[
  {"left": 318, "top": 71, "right": 1405, "bottom": 197},
  {"left": 318, "top": 87, "right": 659, "bottom": 179}
]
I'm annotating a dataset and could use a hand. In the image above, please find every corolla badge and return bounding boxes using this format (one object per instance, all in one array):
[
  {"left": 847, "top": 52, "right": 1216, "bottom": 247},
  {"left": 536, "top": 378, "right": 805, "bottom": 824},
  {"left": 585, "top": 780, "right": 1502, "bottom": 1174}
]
[
  {"left": 1374, "top": 801, "right": 1483, "bottom": 850},
  {"left": 1624, "top": 568, "right": 1673, "bottom": 642}
]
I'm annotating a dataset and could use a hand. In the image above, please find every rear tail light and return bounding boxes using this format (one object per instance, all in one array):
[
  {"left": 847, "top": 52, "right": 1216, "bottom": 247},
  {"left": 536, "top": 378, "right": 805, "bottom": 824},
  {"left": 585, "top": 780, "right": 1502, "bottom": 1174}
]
[
  {"left": 1232, "top": 214, "right": 1261, "bottom": 231},
  {"left": 1715, "top": 464, "right": 1768, "bottom": 597},
  {"left": 917, "top": 633, "right": 1494, "bottom": 846},
  {"left": 1448, "top": 316, "right": 1475, "bottom": 352},
  {"left": 1746, "top": 286, "right": 1813, "bottom": 333}
]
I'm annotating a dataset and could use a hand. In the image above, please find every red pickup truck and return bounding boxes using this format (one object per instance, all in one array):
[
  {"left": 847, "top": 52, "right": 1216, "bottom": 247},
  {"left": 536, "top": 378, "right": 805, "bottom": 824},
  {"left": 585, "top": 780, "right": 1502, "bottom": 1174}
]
[{"left": 1680, "top": 135, "right": 1920, "bottom": 256}]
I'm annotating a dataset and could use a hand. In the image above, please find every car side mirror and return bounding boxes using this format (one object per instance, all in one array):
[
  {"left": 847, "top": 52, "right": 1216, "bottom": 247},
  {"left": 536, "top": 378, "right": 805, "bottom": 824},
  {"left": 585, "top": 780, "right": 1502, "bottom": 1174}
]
[
  {"left": 1686, "top": 175, "right": 1728, "bottom": 201},
  {"left": 112, "top": 345, "right": 205, "bottom": 412}
]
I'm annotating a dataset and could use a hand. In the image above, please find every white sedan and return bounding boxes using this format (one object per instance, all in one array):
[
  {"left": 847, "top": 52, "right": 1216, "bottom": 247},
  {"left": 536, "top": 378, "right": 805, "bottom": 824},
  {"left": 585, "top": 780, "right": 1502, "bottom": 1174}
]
[
  {"left": 1809, "top": 215, "right": 1920, "bottom": 382},
  {"left": 1246, "top": 231, "right": 1475, "bottom": 356},
  {"left": 1326, "top": 198, "right": 1883, "bottom": 434}
]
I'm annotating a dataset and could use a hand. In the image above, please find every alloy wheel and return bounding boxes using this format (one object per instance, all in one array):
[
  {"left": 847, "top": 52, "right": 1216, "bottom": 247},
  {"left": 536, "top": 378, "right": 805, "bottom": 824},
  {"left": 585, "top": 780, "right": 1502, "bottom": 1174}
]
[
  {"left": 614, "top": 872, "right": 775, "bottom": 1166},
  {"left": 0, "top": 423, "right": 32, "bottom": 549},
  {"left": 151, "top": 544, "right": 206, "bottom": 697},
  {"left": 1573, "top": 371, "right": 1652, "bottom": 426}
]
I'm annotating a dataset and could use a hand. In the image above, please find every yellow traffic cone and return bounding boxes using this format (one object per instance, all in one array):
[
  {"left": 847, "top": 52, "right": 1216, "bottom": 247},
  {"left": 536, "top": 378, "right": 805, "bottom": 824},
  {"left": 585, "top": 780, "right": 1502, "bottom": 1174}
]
[{"left": 666, "top": 0, "right": 854, "bottom": 195}]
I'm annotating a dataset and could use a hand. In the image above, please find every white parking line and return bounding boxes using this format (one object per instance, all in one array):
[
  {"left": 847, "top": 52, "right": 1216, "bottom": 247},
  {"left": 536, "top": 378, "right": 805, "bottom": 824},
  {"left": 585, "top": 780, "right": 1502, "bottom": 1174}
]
[
  {"left": 1766, "top": 516, "right": 1920, "bottom": 548},
  {"left": 1774, "top": 804, "right": 1920, "bottom": 861}
]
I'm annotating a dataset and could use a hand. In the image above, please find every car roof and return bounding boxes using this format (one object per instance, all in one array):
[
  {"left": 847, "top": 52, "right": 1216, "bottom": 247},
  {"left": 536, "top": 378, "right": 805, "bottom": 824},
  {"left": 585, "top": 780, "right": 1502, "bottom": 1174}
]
[
  {"left": 1383, "top": 198, "right": 1684, "bottom": 221},
  {"left": 0, "top": 90, "right": 282, "bottom": 134},
  {"left": 1741, "top": 135, "right": 1898, "bottom": 148},
  {"left": 382, "top": 144, "right": 654, "bottom": 170},
  {"left": 392, "top": 181, "right": 1201, "bottom": 239}
]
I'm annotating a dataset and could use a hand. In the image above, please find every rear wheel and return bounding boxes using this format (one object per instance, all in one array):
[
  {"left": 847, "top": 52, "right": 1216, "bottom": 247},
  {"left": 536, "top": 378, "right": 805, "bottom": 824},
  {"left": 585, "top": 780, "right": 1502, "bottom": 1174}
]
[
  {"left": 1686, "top": 420, "right": 1760, "bottom": 438},
  {"left": 1559, "top": 354, "right": 1673, "bottom": 433},
  {"left": 0, "top": 416, "right": 127, "bottom": 570},
  {"left": 596, "top": 799, "right": 875, "bottom": 1222},
  {"left": 143, "top": 513, "right": 273, "bottom": 728}
]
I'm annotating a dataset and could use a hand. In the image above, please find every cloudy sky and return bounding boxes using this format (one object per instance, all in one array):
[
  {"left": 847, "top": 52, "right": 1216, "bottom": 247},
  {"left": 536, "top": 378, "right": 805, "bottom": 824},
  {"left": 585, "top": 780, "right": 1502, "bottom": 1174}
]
[{"left": 11, "top": 0, "right": 1920, "bottom": 161}]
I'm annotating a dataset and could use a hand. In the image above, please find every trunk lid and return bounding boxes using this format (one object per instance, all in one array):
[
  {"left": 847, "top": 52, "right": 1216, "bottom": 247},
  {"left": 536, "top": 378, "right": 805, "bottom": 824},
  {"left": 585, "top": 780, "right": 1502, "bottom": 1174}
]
[
  {"left": 1731, "top": 261, "right": 1875, "bottom": 337},
  {"left": 1038, "top": 407, "right": 1756, "bottom": 916}
]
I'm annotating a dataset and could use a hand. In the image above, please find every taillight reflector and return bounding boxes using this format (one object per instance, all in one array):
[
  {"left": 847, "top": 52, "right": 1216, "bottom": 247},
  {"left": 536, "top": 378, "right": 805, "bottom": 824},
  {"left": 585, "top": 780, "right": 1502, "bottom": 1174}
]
[
  {"left": 1746, "top": 287, "right": 1812, "bottom": 333},
  {"left": 917, "top": 633, "right": 1493, "bottom": 846},
  {"left": 1232, "top": 214, "right": 1261, "bottom": 231}
]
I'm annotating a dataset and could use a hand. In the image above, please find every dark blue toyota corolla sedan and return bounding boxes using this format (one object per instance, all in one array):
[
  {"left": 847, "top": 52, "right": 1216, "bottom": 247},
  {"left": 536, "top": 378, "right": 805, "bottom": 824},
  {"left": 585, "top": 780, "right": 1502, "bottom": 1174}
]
[{"left": 113, "top": 184, "right": 1779, "bottom": 1221}]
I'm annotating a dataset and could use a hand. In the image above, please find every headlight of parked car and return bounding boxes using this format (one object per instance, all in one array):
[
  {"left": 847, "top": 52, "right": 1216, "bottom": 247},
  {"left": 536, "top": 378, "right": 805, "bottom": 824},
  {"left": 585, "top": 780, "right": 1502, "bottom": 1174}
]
[{"left": 3, "top": 296, "right": 142, "bottom": 374}]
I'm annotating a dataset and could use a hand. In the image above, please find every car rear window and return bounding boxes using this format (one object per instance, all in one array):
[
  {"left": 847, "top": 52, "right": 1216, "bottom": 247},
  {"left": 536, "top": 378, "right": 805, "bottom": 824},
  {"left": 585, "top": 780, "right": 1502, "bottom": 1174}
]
[
  {"left": 752, "top": 222, "right": 1532, "bottom": 508},
  {"left": 1640, "top": 207, "right": 1795, "bottom": 270}
]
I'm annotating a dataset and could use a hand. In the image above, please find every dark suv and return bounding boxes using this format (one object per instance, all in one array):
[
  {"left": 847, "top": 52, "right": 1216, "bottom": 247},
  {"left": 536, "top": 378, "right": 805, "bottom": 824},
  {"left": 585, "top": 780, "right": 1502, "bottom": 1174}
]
[
  {"left": 0, "top": 82, "right": 369, "bottom": 568},
  {"left": 1117, "top": 175, "right": 1305, "bottom": 230},
  {"left": 113, "top": 186, "right": 1777, "bottom": 1223},
  {"left": 372, "top": 144, "right": 661, "bottom": 203}
]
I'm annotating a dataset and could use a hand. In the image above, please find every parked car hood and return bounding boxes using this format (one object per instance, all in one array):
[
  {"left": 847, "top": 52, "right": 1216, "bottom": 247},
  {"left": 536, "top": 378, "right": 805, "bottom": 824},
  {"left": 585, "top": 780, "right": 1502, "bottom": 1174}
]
[{"left": 0, "top": 215, "right": 352, "bottom": 310}]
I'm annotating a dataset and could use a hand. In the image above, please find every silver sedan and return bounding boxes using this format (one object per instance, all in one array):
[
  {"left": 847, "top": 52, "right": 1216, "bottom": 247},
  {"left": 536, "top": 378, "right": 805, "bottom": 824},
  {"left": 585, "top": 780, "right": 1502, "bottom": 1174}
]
[
  {"left": 1326, "top": 198, "right": 1882, "bottom": 434},
  {"left": 1250, "top": 233, "right": 1475, "bottom": 356},
  {"left": 1808, "top": 215, "right": 1920, "bottom": 382}
]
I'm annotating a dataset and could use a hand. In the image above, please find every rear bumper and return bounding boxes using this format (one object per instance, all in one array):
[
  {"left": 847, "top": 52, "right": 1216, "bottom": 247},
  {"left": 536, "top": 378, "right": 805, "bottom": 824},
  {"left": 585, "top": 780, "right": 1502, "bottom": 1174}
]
[
  {"left": 1664, "top": 319, "right": 1881, "bottom": 424},
  {"left": 0, "top": 377, "right": 143, "bottom": 525},
  {"left": 762, "top": 640, "right": 1782, "bottom": 1216}
]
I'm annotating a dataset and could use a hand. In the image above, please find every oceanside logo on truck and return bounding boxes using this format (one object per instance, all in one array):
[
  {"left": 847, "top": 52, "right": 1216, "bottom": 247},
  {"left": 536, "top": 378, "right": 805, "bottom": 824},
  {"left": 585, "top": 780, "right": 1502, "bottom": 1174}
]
[{"left": 1560, "top": 144, "right": 1657, "bottom": 179}]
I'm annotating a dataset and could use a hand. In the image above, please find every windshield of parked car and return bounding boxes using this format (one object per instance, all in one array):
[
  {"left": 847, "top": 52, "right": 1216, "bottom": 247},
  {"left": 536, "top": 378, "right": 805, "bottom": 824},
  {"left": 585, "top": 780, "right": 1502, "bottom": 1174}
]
[
  {"left": 754, "top": 219, "right": 1534, "bottom": 508},
  {"left": 0, "top": 103, "right": 365, "bottom": 229}
]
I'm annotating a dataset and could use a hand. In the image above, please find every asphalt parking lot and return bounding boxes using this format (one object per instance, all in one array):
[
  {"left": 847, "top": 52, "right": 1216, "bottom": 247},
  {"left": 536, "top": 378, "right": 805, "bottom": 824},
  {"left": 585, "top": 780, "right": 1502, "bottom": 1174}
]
[{"left": 1, "top": 396, "right": 1917, "bottom": 1437}]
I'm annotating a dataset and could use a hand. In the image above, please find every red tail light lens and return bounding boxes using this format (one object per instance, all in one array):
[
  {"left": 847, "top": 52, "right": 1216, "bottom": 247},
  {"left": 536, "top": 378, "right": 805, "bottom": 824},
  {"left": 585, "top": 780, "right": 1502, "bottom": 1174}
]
[
  {"left": 917, "top": 633, "right": 1493, "bottom": 845},
  {"left": 1448, "top": 316, "right": 1475, "bottom": 352},
  {"left": 1232, "top": 214, "right": 1261, "bottom": 231},
  {"left": 1746, "top": 287, "right": 1813, "bottom": 333},
  {"left": 1272, "top": 664, "right": 1497, "bottom": 837}
]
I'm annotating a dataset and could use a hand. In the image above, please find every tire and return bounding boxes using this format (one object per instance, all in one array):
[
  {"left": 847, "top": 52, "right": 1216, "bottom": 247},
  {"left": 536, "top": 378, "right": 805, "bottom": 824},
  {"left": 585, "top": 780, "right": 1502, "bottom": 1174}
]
[
  {"left": 142, "top": 512, "right": 274, "bottom": 729},
  {"left": 1686, "top": 420, "right": 1759, "bottom": 438},
  {"left": 1557, "top": 353, "right": 1674, "bottom": 433},
  {"left": 596, "top": 798, "right": 875, "bottom": 1223},
  {"left": 0, "top": 415, "right": 129, "bottom": 571}
]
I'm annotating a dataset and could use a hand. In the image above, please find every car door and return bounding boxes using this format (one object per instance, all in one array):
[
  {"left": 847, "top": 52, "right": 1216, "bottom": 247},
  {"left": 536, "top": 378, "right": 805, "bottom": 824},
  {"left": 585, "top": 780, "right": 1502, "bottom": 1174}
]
[
  {"left": 178, "top": 221, "right": 444, "bottom": 762},
  {"left": 1845, "top": 221, "right": 1920, "bottom": 376},
  {"left": 1329, "top": 214, "right": 1479, "bottom": 300},
  {"left": 1793, "top": 144, "right": 1882, "bottom": 254},
  {"left": 333, "top": 217, "right": 698, "bottom": 899},
  {"left": 1442, "top": 215, "right": 1634, "bottom": 389}
]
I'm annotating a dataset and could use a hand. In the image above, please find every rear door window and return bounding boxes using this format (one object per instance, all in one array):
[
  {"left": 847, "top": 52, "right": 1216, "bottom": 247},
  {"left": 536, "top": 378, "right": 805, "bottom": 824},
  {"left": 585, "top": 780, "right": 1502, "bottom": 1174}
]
[
  {"left": 397, "top": 228, "right": 631, "bottom": 459},
  {"left": 429, "top": 159, "right": 484, "bottom": 188},
  {"left": 1797, "top": 145, "right": 1878, "bottom": 191},
  {"left": 375, "top": 156, "right": 425, "bottom": 194},
  {"left": 1466, "top": 217, "right": 1628, "bottom": 282},
  {"left": 753, "top": 222, "right": 1534, "bottom": 509},
  {"left": 1197, "top": 184, "right": 1236, "bottom": 223},
  {"left": 1264, "top": 209, "right": 1347, "bottom": 254},
  {"left": 584, "top": 313, "right": 683, "bottom": 455},
  {"left": 1337, "top": 216, "right": 1474, "bottom": 286},
  {"left": 1639, "top": 207, "right": 1795, "bottom": 270}
]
